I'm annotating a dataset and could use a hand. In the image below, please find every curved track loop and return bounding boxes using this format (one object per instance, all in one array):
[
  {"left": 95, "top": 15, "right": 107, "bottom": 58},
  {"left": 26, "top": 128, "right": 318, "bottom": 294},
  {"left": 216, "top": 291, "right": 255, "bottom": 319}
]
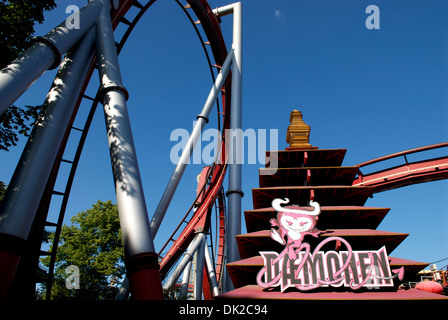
[
  {"left": 30, "top": 0, "right": 232, "bottom": 299},
  {"left": 213, "top": 186, "right": 226, "bottom": 286},
  {"left": 353, "top": 142, "right": 448, "bottom": 193},
  {"left": 157, "top": 166, "right": 227, "bottom": 298},
  {"left": 155, "top": 0, "right": 232, "bottom": 284}
]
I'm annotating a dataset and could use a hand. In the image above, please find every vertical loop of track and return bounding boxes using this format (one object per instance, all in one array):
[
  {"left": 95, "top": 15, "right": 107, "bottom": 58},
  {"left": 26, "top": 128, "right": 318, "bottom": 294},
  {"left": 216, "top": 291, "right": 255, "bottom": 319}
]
[{"left": 31, "top": 0, "right": 232, "bottom": 298}]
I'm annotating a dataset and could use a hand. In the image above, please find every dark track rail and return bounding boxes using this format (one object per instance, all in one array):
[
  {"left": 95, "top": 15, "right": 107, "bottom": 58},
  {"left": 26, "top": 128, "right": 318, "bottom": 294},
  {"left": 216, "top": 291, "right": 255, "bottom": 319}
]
[
  {"left": 10, "top": 0, "right": 232, "bottom": 299},
  {"left": 353, "top": 142, "right": 448, "bottom": 193}
]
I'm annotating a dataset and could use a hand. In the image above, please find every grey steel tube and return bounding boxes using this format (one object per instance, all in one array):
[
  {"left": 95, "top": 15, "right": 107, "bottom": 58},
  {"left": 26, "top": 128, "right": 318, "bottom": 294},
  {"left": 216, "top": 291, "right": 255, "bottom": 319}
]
[
  {"left": 163, "top": 233, "right": 205, "bottom": 290},
  {"left": 96, "top": 1, "right": 164, "bottom": 299},
  {"left": 224, "top": 2, "right": 243, "bottom": 292},
  {"left": 0, "top": 29, "right": 96, "bottom": 240},
  {"left": 193, "top": 234, "right": 206, "bottom": 300},
  {"left": 114, "top": 276, "right": 130, "bottom": 300},
  {"left": 149, "top": 49, "right": 234, "bottom": 238},
  {"left": 0, "top": 0, "right": 103, "bottom": 115},
  {"left": 95, "top": 0, "right": 154, "bottom": 257},
  {"left": 205, "top": 243, "right": 220, "bottom": 296},
  {"left": 178, "top": 260, "right": 192, "bottom": 299}
]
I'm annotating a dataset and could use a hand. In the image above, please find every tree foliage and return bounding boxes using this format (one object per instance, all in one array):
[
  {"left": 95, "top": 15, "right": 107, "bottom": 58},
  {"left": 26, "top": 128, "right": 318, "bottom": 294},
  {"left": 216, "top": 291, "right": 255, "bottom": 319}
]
[
  {"left": 0, "top": 0, "right": 57, "bottom": 69},
  {"left": 0, "top": 104, "right": 42, "bottom": 151},
  {"left": 0, "top": 181, "right": 6, "bottom": 203},
  {"left": 40, "top": 200, "right": 125, "bottom": 300},
  {"left": 0, "top": 0, "right": 57, "bottom": 151}
]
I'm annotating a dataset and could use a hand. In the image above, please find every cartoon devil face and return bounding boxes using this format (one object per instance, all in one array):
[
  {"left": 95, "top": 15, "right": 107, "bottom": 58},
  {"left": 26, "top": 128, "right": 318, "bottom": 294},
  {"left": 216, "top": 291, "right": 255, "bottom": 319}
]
[
  {"left": 272, "top": 198, "right": 321, "bottom": 242},
  {"left": 277, "top": 212, "right": 317, "bottom": 240}
]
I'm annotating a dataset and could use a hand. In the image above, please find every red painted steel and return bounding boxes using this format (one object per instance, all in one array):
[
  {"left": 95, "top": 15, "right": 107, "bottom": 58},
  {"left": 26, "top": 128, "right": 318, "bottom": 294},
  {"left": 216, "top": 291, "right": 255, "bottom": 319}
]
[
  {"left": 353, "top": 142, "right": 448, "bottom": 193},
  {"left": 0, "top": 251, "right": 21, "bottom": 299},
  {"left": 259, "top": 166, "right": 359, "bottom": 187},
  {"left": 84, "top": 0, "right": 231, "bottom": 299},
  {"left": 159, "top": 162, "right": 227, "bottom": 278},
  {"left": 106, "top": 0, "right": 232, "bottom": 297},
  {"left": 1, "top": 0, "right": 231, "bottom": 300},
  {"left": 252, "top": 186, "right": 374, "bottom": 209},
  {"left": 265, "top": 149, "right": 347, "bottom": 168},
  {"left": 225, "top": 255, "right": 429, "bottom": 289},
  {"left": 214, "top": 188, "right": 226, "bottom": 285},
  {"left": 108, "top": 0, "right": 232, "bottom": 298},
  {"left": 244, "top": 206, "right": 390, "bottom": 232},
  {"left": 234, "top": 229, "right": 408, "bottom": 260},
  {"left": 159, "top": 166, "right": 226, "bottom": 299},
  {"left": 105, "top": 0, "right": 232, "bottom": 299},
  {"left": 356, "top": 142, "right": 448, "bottom": 168},
  {"left": 221, "top": 140, "right": 448, "bottom": 300},
  {"left": 217, "top": 284, "right": 448, "bottom": 300},
  {"left": 128, "top": 267, "right": 164, "bottom": 300},
  {"left": 157, "top": 0, "right": 231, "bottom": 284},
  {"left": 200, "top": 188, "right": 226, "bottom": 300}
]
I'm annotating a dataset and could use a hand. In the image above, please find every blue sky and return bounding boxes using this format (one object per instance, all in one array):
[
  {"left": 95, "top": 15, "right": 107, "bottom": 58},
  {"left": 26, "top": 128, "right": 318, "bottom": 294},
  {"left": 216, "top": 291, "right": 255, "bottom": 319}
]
[{"left": 1, "top": 0, "right": 448, "bottom": 272}]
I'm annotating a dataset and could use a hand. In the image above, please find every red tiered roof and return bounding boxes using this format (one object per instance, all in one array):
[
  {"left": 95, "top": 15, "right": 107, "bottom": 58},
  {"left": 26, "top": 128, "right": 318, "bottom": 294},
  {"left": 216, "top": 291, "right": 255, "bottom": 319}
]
[{"left": 218, "top": 145, "right": 447, "bottom": 300}]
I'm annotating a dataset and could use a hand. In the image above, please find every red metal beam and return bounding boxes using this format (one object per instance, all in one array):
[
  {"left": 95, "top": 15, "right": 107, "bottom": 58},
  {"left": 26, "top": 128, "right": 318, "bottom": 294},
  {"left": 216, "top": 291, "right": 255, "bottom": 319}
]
[
  {"left": 225, "top": 255, "right": 429, "bottom": 289},
  {"left": 217, "top": 284, "right": 448, "bottom": 300},
  {"left": 235, "top": 229, "right": 408, "bottom": 260},
  {"left": 355, "top": 142, "right": 448, "bottom": 168},
  {"left": 353, "top": 143, "right": 448, "bottom": 193},
  {"left": 158, "top": 0, "right": 231, "bottom": 285},
  {"left": 244, "top": 206, "right": 390, "bottom": 232},
  {"left": 158, "top": 161, "right": 227, "bottom": 278}
]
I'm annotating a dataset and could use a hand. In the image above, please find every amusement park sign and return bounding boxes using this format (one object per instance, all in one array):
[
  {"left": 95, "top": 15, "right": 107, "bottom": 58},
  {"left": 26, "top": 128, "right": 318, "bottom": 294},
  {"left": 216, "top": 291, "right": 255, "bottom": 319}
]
[{"left": 256, "top": 198, "right": 405, "bottom": 292}]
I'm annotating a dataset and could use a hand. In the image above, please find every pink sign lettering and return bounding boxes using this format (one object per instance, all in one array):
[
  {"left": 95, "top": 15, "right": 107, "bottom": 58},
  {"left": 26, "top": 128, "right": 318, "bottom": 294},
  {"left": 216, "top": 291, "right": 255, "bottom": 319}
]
[{"left": 256, "top": 198, "right": 405, "bottom": 292}]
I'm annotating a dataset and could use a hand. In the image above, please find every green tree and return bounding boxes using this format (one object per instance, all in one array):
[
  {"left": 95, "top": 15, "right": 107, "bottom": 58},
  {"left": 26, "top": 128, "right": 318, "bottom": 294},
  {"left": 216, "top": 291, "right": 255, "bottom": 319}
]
[
  {"left": 41, "top": 200, "right": 125, "bottom": 300},
  {"left": 0, "top": 0, "right": 57, "bottom": 151},
  {"left": 0, "top": 181, "right": 6, "bottom": 203}
]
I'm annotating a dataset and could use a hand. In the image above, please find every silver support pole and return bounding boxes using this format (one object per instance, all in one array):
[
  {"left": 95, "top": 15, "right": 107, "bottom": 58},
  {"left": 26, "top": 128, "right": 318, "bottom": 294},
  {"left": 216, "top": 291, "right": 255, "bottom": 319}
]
[
  {"left": 178, "top": 260, "right": 192, "bottom": 299},
  {"left": 193, "top": 234, "right": 206, "bottom": 300},
  {"left": 95, "top": 0, "right": 155, "bottom": 257},
  {"left": 0, "top": 29, "right": 96, "bottom": 239},
  {"left": 0, "top": 0, "right": 103, "bottom": 115},
  {"left": 163, "top": 233, "right": 205, "bottom": 290},
  {"left": 149, "top": 49, "right": 234, "bottom": 237},
  {"left": 204, "top": 244, "right": 220, "bottom": 296},
  {"left": 224, "top": 2, "right": 243, "bottom": 292},
  {"left": 115, "top": 276, "right": 130, "bottom": 300},
  {"left": 116, "top": 51, "right": 234, "bottom": 299}
]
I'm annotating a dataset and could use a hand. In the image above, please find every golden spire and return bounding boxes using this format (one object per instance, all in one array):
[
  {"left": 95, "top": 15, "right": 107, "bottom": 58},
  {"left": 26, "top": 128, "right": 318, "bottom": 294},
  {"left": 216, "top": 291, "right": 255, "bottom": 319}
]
[{"left": 286, "top": 110, "right": 317, "bottom": 150}]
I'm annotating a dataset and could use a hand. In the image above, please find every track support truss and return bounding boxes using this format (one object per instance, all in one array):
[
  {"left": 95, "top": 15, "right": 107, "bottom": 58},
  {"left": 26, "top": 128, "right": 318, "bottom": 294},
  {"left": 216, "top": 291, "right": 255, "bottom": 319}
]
[{"left": 0, "top": 0, "right": 242, "bottom": 300}]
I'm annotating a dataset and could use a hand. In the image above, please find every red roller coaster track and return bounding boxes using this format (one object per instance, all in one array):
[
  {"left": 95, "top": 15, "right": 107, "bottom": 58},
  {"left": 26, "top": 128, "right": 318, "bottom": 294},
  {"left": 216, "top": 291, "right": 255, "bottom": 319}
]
[
  {"left": 352, "top": 142, "right": 448, "bottom": 193},
  {"left": 4, "top": 0, "right": 232, "bottom": 300},
  {"left": 3, "top": 0, "right": 447, "bottom": 301}
]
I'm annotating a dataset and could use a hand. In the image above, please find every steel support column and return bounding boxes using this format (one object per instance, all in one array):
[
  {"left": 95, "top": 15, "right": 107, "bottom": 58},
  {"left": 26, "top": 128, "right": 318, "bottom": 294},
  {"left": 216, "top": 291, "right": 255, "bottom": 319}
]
[
  {"left": 163, "top": 232, "right": 205, "bottom": 291},
  {"left": 178, "top": 260, "right": 192, "bottom": 299},
  {"left": 193, "top": 233, "right": 206, "bottom": 300},
  {"left": 149, "top": 49, "right": 234, "bottom": 238},
  {"left": 0, "top": 0, "right": 103, "bottom": 115},
  {"left": 95, "top": 0, "right": 162, "bottom": 300},
  {"left": 223, "top": 2, "right": 243, "bottom": 292},
  {"left": 204, "top": 243, "right": 220, "bottom": 297},
  {"left": 0, "top": 28, "right": 96, "bottom": 299}
]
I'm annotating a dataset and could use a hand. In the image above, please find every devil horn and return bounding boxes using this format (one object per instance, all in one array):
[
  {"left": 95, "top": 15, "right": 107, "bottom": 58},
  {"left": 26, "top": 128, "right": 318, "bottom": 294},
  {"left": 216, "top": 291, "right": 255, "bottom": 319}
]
[
  {"left": 271, "top": 198, "right": 291, "bottom": 212},
  {"left": 271, "top": 198, "right": 320, "bottom": 216},
  {"left": 309, "top": 200, "right": 321, "bottom": 216}
]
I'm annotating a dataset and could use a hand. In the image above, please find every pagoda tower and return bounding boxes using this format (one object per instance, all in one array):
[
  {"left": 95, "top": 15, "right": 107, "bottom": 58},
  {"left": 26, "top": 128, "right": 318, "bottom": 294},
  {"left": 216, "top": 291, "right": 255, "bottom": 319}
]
[{"left": 218, "top": 110, "right": 447, "bottom": 300}]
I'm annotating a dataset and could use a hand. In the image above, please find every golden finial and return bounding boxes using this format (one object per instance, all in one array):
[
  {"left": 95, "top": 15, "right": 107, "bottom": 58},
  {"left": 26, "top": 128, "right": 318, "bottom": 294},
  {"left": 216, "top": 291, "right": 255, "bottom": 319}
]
[{"left": 286, "top": 110, "right": 317, "bottom": 150}]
